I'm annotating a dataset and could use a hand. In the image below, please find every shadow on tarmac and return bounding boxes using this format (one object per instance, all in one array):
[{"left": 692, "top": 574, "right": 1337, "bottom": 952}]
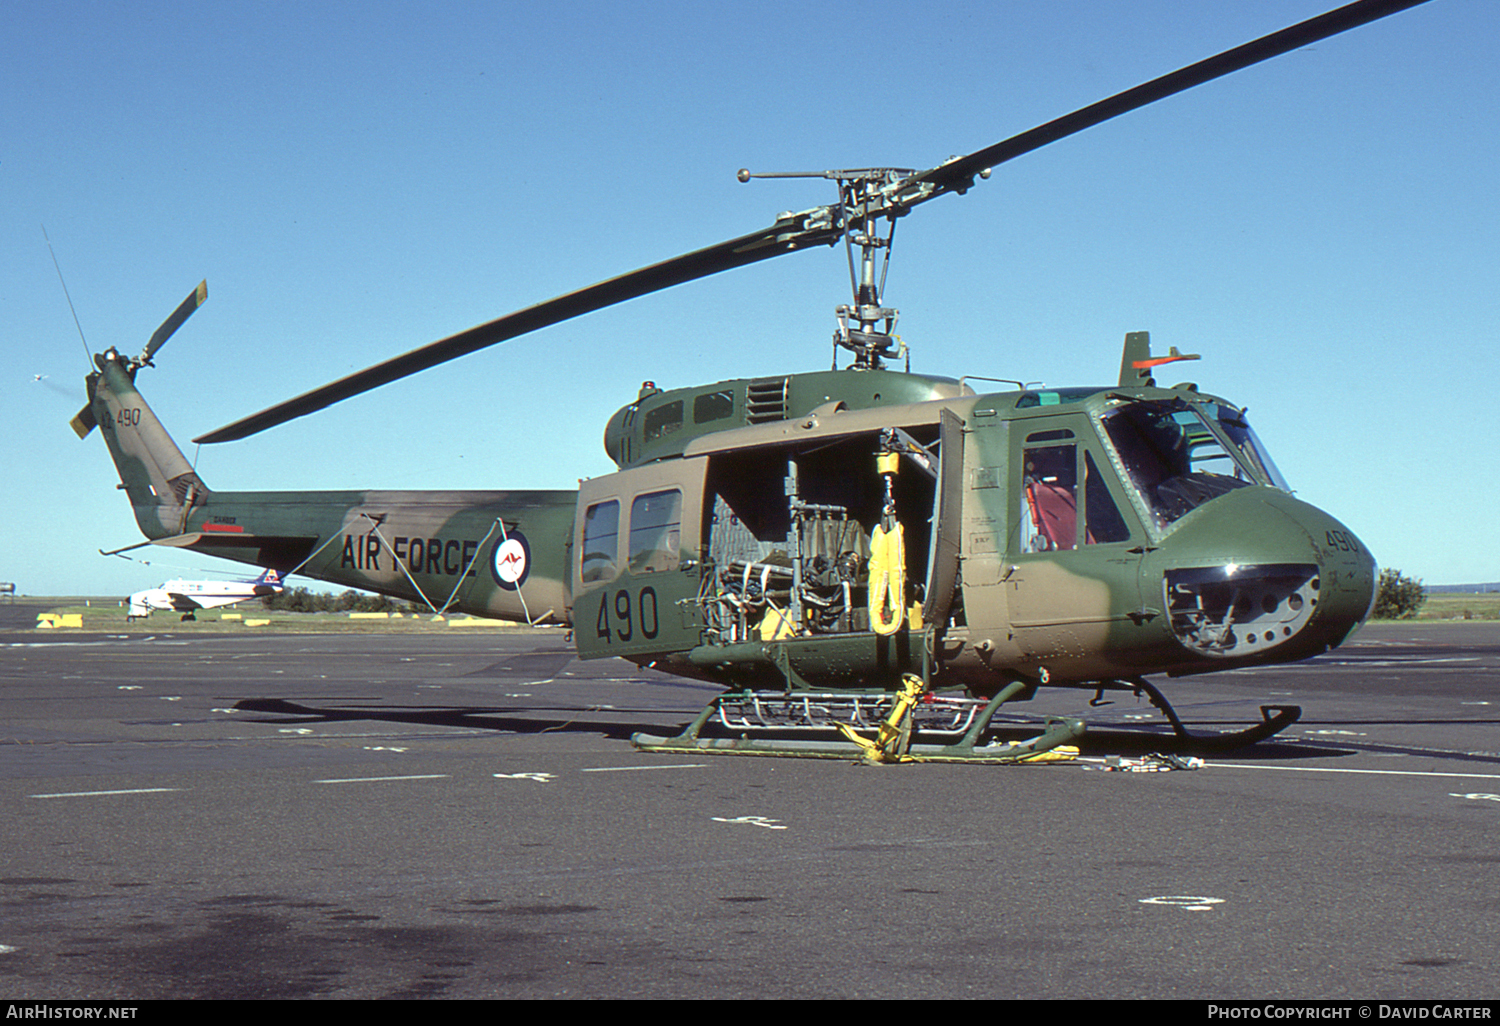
[{"left": 233, "top": 696, "right": 1370, "bottom": 760}]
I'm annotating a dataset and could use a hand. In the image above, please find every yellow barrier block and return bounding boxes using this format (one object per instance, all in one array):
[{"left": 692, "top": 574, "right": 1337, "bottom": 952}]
[
  {"left": 36, "top": 613, "right": 82, "bottom": 628},
  {"left": 348, "top": 612, "right": 390, "bottom": 619},
  {"left": 243, "top": 618, "right": 271, "bottom": 627},
  {"left": 447, "top": 617, "right": 503, "bottom": 627},
  {"left": 220, "top": 613, "right": 242, "bottom": 621}
]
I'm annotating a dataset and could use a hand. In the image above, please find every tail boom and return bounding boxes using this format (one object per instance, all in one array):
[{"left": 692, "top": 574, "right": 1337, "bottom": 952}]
[{"left": 85, "top": 349, "right": 207, "bottom": 539}]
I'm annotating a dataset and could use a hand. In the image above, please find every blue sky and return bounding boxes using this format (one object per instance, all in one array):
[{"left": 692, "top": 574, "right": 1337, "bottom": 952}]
[{"left": 5, "top": 0, "right": 1496, "bottom": 596}]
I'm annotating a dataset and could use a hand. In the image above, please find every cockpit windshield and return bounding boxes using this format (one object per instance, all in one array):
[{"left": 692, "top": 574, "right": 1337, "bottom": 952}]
[
  {"left": 1100, "top": 399, "right": 1289, "bottom": 531},
  {"left": 1201, "top": 401, "right": 1290, "bottom": 492}
]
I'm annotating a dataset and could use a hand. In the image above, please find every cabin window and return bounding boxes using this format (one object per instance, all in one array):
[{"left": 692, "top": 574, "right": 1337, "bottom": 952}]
[
  {"left": 581, "top": 500, "right": 620, "bottom": 583},
  {"left": 628, "top": 490, "right": 682, "bottom": 573},
  {"left": 643, "top": 400, "right": 684, "bottom": 442},
  {"left": 693, "top": 390, "right": 734, "bottom": 424}
]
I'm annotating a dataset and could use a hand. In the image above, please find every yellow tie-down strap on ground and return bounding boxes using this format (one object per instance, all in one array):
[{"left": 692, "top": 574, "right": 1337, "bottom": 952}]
[{"left": 835, "top": 674, "right": 925, "bottom": 762}]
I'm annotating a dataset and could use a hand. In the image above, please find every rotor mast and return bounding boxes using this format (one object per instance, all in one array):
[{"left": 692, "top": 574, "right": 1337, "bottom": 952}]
[
  {"left": 739, "top": 167, "right": 967, "bottom": 370},
  {"left": 833, "top": 170, "right": 903, "bottom": 370}
]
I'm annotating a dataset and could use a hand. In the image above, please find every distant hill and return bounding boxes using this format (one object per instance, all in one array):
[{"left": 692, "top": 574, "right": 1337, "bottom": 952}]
[{"left": 1426, "top": 583, "right": 1500, "bottom": 594}]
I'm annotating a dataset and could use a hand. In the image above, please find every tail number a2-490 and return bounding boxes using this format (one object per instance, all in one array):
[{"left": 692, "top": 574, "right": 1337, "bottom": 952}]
[{"left": 595, "top": 586, "right": 659, "bottom": 644}]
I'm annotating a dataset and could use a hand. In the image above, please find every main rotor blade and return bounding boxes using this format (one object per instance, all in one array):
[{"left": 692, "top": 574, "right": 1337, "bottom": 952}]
[
  {"left": 915, "top": 0, "right": 1433, "bottom": 198},
  {"left": 141, "top": 280, "right": 207, "bottom": 366},
  {"left": 196, "top": 0, "right": 1433, "bottom": 444},
  {"left": 193, "top": 219, "right": 837, "bottom": 443}
]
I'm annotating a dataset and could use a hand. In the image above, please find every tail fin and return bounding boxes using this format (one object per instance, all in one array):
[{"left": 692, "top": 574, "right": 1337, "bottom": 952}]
[
  {"left": 81, "top": 348, "right": 209, "bottom": 539},
  {"left": 251, "top": 569, "right": 284, "bottom": 597}
]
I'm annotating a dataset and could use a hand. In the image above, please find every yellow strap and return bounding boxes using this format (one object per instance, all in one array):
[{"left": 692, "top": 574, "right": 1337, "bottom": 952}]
[{"left": 868, "top": 522, "right": 905, "bottom": 635}]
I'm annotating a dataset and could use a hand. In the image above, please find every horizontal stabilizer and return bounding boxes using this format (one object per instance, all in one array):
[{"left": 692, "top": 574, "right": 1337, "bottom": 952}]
[{"left": 144, "top": 529, "right": 319, "bottom": 575}]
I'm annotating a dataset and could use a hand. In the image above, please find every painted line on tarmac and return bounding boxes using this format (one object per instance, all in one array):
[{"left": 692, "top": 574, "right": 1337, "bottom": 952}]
[
  {"left": 29, "top": 787, "right": 184, "bottom": 798},
  {"left": 221, "top": 729, "right": 488, "bottom": 741},
  {"left": 1312, "top": 657, "right": 1482, "bottom": 667},
  {"left": 581, "top": 763, "right": 709, "bottom": 773},
  {"left": 314, "top": 774, "right": 451, "bottom": 784},
  {"left": 1214, "top": 763, "right": 1500, "bottom": 780}
]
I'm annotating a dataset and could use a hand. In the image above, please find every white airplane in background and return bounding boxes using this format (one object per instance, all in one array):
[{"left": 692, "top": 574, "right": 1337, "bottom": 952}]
[{"left": 128, "top": 569, "right": 284, "bottom": 620}]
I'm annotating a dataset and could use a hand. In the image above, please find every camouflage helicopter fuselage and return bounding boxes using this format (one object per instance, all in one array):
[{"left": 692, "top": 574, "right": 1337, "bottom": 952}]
[
  {"left": 76, "top": 0, "right": 1436, "bottom": 753},
  {"left": 85, "top": 331, "right": 1376, "bottom": 704}
]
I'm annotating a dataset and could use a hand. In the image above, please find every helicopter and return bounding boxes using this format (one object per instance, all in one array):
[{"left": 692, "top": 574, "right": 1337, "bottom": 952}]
[{"left": 74, "top": 0, "right": 1421, "bottom": 762}]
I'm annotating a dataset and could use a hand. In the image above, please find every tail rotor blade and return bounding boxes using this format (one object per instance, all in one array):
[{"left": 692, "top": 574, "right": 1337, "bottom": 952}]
[
  {"left": 71, "top": 370, "right": 100, "bottom": 439},
  {"left": 139, "top": 280, "right": 207, "bottom": 367},
  {"left": 70, "top": 402, "right": 97, "bottom": 440}
]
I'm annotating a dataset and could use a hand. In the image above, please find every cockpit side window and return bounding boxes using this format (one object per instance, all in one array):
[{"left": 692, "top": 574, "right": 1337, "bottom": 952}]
[
  {"left": 1084, "top": 452, "right": 1131, "bottom": 544},
  {"left": 1017, "top": 441, "right": 1134, "bottom": 552},
  {"left": 1019, "top": 444, "right": 1078, "bottom": 552}
]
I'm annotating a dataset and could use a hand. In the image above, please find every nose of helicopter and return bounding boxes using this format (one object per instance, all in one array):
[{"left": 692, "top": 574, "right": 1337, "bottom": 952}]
[{"left": 1149, "top": 488, "right": 1376, "bottom": 663}]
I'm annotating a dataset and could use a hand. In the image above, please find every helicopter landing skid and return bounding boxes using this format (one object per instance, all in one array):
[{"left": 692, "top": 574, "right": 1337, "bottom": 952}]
[
  {"left": 631, "top": 677, "right": 1085, "bottom": 764},
  {"left": 1122, "top": 677, "right": 1301, "bottom": 751}
]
